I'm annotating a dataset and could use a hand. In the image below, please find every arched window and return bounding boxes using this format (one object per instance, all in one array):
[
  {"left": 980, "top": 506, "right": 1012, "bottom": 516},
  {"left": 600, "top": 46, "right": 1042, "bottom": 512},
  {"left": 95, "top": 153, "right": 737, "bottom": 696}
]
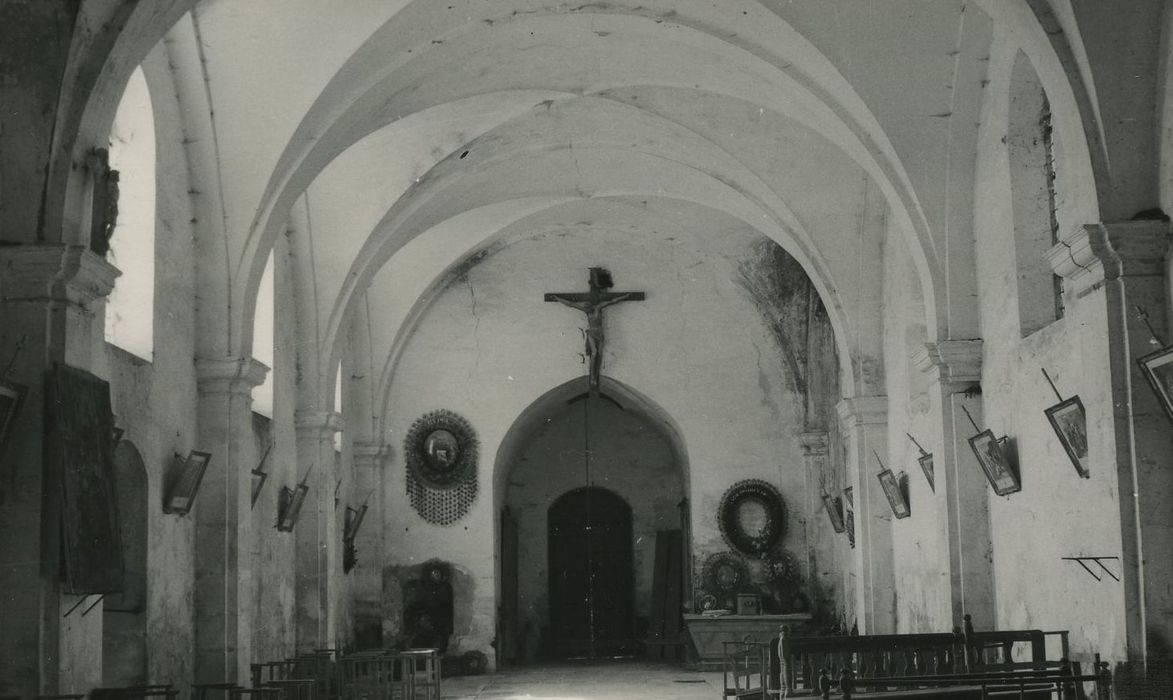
[
  {"left": 1008, "top": 51, "right": 1063, "bottom": 337},
  {"left": 104, "top": 67, "right": 156, "bottom": 359},
  {"left": 252, "top": 251, "right": 275, "bottom": 417}
]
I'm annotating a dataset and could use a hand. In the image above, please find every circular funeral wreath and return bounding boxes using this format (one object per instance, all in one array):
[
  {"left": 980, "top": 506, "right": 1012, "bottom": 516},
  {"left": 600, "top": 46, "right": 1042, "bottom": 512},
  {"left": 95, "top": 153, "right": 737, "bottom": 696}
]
[
  {"left": 404, "top": 410, "right": 478, "bottom": 490},
  {"left": 718, "top": 479, "right": 788, "bottom": 555},
  {"left": 703, "top": 551, "right": 750, "bottom": 594},
  {"left": 760, "top": 548, "right": 800, "bottom": 587}
]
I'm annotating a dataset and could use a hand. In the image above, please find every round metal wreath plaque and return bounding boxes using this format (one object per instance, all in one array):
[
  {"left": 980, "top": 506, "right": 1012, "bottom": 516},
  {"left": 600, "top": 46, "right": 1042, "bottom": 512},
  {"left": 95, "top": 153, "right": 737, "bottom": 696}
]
[
  {"left": 405, "top": 410, "right": 477, "bottom": 489},
  {"left": 405, "top": 410, "right": 479, "bottom": 525},
  {"left": 702, "top": 551, "right": 750, "bottom": 599},
  {"left": 718, "top": 479, "right": 787, "bottom": 555}
]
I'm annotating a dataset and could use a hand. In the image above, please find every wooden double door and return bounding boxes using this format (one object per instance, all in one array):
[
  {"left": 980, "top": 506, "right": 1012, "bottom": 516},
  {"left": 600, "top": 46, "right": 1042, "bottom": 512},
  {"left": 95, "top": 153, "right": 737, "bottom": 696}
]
[{"left": 547, "top": 486, "right": 634, "bottom": 659}]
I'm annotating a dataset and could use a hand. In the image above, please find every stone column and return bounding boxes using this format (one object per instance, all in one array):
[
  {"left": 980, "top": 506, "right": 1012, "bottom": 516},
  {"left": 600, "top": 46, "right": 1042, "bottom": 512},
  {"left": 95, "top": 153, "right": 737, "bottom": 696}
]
[
  {"left": 797, "top": 431, "right": 839, "bottom": 613},
  {"left": 837, "top": 397, "right": 894, "bottom": 633},
  {"left": 1046, "top": 221, "right": 1173, "bottom": 669},
  {"left": 194, "top": 357, "right": 268, "bottom": 683},
  {"left": 913, "top": 340, "right": 994, "bottom": 630},
  {"left": 351, "top": 441, "right": 390, "bottom": 645},
  {"left": 0, "top": 246, "right": 118, "bottom": 695},
  {"left": 294, "top": 410, "right": 344, "bottom": 651}
]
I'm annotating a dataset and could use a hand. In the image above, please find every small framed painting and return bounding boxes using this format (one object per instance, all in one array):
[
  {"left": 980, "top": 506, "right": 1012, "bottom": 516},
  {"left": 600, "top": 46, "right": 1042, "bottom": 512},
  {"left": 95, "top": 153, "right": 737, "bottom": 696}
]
[
  {"left": 918, "top": 452, "right": 935, "bottom": 492},
  {"left": 968, "top": 429, "right": 1021, "bottom": 496},
  {"left": 276, "top": 482, "right": 310, "bottom": 532},
  {"left": 877, "top": 469, "right": 910, "bottom": 519},
  {"left": 822, "top": 493, "right": 845, "bottom": 533},
  {"left": 1138, "top": 345, "right": 1173, "bottom": 424},
  {"left": 0, "top": 379, "right": 28, "bottom": 459},
  {"left": 163, "top": 451, "right": 212, "bottom": 515},
  {"left": 1045, "top": 396, "right": 1090, "bottom": 478},
  {"left": 845, "top": 509, "right": 855, "bottom": 548},
  {"left": 843, "top": 486, "right": 853, "bottom": 507}
]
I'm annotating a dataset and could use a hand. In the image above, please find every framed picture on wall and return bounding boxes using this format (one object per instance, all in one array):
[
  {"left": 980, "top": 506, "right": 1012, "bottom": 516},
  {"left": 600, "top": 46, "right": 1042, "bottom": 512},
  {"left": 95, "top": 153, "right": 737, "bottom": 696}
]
[
  {"left": 918, "top": 452, "right": 935, "bottom": 492},
  {"left": 877, "top": 469, "right": 911, "bottom": 519},
  {"left": 163, "top": 451, "right": 212, "bottom": 515},
  {"left": 1045, "top": 395, "right": 1090, "bottom": 478},
  {"left": 1138, "top": 345, "right": 1173, "bottom": 424},
  {"left": 276, "top": 482, "right": 310, "bottom": 532},
  {"left": 821, "top": 493, "right": 845, "bottom": 533},
  {"left": 0, "top": 379, "right": 28, "bottom": 460},
  {"left": 968, "top": 429, "right": 1021, "bottom": 496}
]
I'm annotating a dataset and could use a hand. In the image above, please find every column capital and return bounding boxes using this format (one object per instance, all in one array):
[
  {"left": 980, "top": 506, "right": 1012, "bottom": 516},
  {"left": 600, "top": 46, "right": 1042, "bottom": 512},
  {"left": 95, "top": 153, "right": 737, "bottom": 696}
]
[
  {"left": 295, "top": 410, "right": 345, "bottom": 437},
  {"left": 913, "top": 340, "right": 983, "bottom": 385},
  {"left": 352, "top": 441, "right": 392, "bottom": 467},
  {"left": 796, "top": 431, "right": 829, "bottom": 456},
  {"left": 1047, "top": 221, "right": 1171, "bottom": 296},
  {"left": 837, "top": 396, "right": 887, "bottom": 429},
  {"left": 0, "top": 245, "right": 120, "bottom": 308},
  {"left": 196, "top": 357, "right": 269, "bottom": 396}
]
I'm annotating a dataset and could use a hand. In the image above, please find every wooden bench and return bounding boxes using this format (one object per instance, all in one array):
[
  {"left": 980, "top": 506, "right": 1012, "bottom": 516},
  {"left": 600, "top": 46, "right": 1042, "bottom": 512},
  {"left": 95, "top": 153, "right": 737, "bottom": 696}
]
[
  {"left": 719, "top": 619, "right": 1112, "bottom": 699},
  {"left": 842, "top": 662, "right": 1114, "bottom": 699},
  {"left": 779, "top": 627, "right": 1064, "bottom": 693}
]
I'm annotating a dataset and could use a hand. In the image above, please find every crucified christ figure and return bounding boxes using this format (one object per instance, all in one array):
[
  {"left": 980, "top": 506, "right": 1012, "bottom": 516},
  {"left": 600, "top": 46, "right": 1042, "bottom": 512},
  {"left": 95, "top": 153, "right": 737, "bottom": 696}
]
[{"left": 544, "top": 267, "right": 645, "bottom": 394}]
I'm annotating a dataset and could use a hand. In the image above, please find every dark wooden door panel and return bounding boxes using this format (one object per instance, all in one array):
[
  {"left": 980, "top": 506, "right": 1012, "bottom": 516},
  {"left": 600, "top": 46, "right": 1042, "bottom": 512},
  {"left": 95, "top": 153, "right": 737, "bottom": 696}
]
[{"left": 548, "top": 487, "right": 633, "bottom": 659}]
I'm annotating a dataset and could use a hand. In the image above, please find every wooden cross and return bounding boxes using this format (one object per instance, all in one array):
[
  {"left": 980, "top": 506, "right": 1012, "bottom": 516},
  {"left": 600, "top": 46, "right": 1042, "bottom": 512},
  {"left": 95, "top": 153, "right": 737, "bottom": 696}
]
[{"left": 545, "top": 267, "right": 645, "bottom": 395}]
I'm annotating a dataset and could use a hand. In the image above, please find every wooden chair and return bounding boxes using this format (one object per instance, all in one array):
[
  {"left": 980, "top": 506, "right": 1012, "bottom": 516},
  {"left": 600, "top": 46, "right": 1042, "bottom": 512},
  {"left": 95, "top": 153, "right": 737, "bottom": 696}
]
[
  {"left": 400, "top": 649, "right": 440, "bottom": 700},
  {"left": 337, "top": 653, "right": 412, "bottom": 700},
  {"left": 723, "top": 641, "right": 772, "bottom": 699},
  {"left": 291, "top": 653, "right": 335, "bottom": 700},
  {"left": 91, "top": 687, "right": 178, "bottom": 700},
  {"left": 251, "top": 661, "right": 302, "bottom": 688},
  {"left": 260, "top": 679, "right": 315, "bottom": 700},
  {"left": 191, "top": 681, "right": 241, "bottom": 700},
  {"left": 226, "top": 689, "right": 282, "bottom": 700}
]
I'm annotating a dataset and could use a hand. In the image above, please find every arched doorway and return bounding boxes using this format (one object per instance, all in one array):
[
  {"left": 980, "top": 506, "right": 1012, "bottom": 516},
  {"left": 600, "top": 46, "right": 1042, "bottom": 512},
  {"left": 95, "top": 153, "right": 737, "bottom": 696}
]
[
  {"left": 495, "top": 378, "right": 688, "bottom": 664},
  {"left": 548, "top": 487, "right": 633, "bottom": 659},
  {"left": 103, "top": 440, "right": 149, "bottom": 686}
]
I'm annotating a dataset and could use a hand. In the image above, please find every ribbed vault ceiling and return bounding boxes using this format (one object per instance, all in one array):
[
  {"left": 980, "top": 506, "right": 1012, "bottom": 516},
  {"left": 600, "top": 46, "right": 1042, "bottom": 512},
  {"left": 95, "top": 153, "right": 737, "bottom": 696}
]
[{"left": 164, "top": 0, "right": 1001, "bottom": 411}]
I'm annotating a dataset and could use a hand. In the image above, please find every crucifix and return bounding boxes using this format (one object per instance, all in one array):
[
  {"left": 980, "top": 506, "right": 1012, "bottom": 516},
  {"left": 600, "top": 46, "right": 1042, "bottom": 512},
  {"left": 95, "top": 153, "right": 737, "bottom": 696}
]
[{"left": 545, "top": 267, "right": 645, "bottom": 395}]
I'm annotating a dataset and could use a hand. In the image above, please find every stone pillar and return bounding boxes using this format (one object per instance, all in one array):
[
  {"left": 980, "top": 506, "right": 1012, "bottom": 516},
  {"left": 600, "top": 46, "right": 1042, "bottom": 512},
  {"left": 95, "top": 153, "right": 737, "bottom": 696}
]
[
  {"left": 797, "top": 431, "right": 839, "bottom": 613},
  {"left": 294, "top": 410, "right": 344, "bottom": 651},
  {"left": 837, "top": 397, "right": 894, "bottom": 633},
  {"left": 1046, "top": 221, "right": 1173, "bottom": 669},
  {"left": 351, "top": 441, "right": 390, "bottom": 646},
  {"left": 194, "top": 357, "right": 268, "bottom": 683},
  {"left": 913, "top": 340, "right": 994, "bottom": 630},
  {"left": 0, "top": 246, "right": 118, "bottom": 696}
]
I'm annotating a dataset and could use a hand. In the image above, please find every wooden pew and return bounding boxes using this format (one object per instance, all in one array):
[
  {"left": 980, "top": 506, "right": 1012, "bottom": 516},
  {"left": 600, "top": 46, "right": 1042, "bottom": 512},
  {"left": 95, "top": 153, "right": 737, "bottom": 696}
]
[{"left": 778, "top": 627, "right": 1061, "bottom": 694}]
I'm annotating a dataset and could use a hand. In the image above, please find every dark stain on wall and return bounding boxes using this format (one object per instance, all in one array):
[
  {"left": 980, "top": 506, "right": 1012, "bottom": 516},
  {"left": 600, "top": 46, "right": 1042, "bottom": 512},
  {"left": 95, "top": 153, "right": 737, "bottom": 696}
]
[{"left": 735, "top": 239, "right": 839, "bottom": 428}]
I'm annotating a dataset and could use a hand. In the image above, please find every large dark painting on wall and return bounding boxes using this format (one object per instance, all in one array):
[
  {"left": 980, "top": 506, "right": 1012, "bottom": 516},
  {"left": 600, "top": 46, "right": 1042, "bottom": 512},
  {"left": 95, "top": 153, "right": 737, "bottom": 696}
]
[{"left": 45, "top": 363, "right": 124, "bottom": 594}]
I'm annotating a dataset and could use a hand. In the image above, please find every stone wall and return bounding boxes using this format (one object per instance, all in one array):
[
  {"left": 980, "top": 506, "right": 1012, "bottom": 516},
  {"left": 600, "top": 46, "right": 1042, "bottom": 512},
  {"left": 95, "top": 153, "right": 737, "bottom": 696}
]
[{"left": 382, "top": 226, "right": 843, "bottom": 661}]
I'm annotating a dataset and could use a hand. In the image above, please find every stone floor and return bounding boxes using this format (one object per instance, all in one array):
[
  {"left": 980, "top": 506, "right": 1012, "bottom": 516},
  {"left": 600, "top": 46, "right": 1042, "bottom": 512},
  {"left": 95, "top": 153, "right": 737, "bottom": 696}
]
[{"left": 440, "top": 661, "right": 724, "bottom": 699}]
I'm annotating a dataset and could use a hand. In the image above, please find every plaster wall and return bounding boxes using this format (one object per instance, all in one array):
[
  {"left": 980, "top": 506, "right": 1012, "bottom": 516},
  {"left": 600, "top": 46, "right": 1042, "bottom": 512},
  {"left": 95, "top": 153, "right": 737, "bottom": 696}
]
[
  {"left": 972, "top": 35, "right": 1127, "bottom": 663},
  {"left": 248, "top": 229, "right": 303, "bottom": 662},
  {"left": 504, "top": 399, "right": 683, "bottom": 661},
  {"left": 382, "top": 227, "right": 834, "bottom": 660},
  {"left": 882, "top": 222, "right": 952, "bottom": 634},
  {"left": 93, "top": 44, "right": 204, "bottom": 687},
  {"left": 95, "top": 43, "right": 302, "bottom": 685}
]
